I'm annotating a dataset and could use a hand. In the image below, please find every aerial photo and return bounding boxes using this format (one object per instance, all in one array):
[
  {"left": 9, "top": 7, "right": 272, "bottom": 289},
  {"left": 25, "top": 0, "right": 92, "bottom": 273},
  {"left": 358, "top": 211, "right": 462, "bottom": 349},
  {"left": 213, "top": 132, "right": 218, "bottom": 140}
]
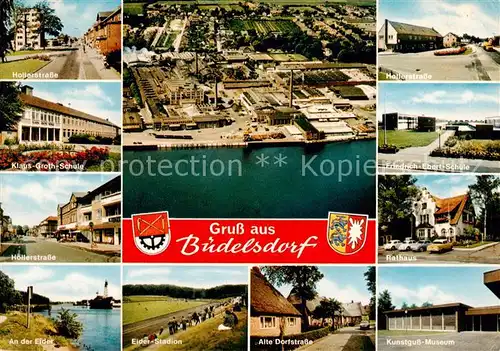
[
  {"left": 250, "top": 265, "right": 375, "bottom": 350},
  {"left": 378, "top": 267, "right": 500, "bottom": 350},
  {"left": 0, "top": 265, "right": 121, "bottom": 351},
  {"left": 0, "top": 0, "right": 121, "bottom": 80},
  {"left": 378, "top": 83, "right": 500, "bottom": 173},
  {"left": 122, "top": 0, "right": 377, "bottom": 220},
  {"left": 0, "top": 174, "right": 121, "bottom": 263},
  {"left": 122, "top": 265, "right": 248, "bottom": 351},
  {"left": 378, "top": 174, "right": 500, "bottom": 264},
  {"left": 378, "top": 0, "right": 500, "bottom": 81}
]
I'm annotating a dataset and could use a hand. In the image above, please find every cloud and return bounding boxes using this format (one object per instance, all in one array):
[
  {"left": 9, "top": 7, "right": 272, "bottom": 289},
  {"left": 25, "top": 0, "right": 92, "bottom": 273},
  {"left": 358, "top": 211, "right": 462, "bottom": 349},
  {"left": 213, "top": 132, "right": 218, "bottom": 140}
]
[
  {"left": 411, "top": 90, "right": 499, "bottom": 105},
  {"left": 7, "top": 268, "right": 121, "bottom": 302},
  {"left": 317, "top": 279, "right": 370, "bottom": 305},
  {"left": 66, "top": 84, "right": 114, "bottom": 105},
  {"left": 127, "top": 268, "right": 171, "bottom": 278},
  {"left": 380, "top": 283, "right": 458, "bottom": 307}
]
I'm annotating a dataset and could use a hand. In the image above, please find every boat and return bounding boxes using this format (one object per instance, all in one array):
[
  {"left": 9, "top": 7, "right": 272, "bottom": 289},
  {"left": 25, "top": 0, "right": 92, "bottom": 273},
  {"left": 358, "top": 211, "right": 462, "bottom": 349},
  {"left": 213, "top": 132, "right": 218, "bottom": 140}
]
[{"left": 89, "top": 280, "right": 114, "bottom": 309}]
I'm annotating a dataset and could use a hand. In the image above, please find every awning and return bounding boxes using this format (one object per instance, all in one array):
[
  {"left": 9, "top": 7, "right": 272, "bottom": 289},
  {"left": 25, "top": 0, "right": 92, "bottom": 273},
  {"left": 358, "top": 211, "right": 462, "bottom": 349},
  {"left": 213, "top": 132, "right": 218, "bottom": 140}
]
[{"left": 93, "top": 222, "right": 119, "bottom": 230}]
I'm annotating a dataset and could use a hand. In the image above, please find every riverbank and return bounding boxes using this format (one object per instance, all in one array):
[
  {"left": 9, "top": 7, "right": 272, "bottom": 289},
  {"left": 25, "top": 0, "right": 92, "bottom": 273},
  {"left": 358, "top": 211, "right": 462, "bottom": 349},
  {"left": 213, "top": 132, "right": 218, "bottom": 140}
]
[
  {"left": 123, "top": 134, "right": 375, "bottom": 151},
  {"left": 0, "top": 312, "right": 75, "bottom": 351}
]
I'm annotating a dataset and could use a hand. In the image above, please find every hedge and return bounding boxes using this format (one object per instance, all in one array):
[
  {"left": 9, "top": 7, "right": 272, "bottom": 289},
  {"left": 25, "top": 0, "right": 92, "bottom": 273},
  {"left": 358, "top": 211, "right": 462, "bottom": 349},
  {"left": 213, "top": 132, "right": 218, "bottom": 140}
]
[{"left": 251, "top": 326, "right": 331, "bottom": 351}]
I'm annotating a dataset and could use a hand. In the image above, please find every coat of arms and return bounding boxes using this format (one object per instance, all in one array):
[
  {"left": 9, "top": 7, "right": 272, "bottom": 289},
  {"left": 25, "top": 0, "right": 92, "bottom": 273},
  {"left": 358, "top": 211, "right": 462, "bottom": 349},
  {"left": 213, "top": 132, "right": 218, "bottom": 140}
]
[
  {"left": 327, "top": 212, "right": 368, "bottom": 255},
  {"left": 132, "top": 211, "right": 171, "bottom": 255}
]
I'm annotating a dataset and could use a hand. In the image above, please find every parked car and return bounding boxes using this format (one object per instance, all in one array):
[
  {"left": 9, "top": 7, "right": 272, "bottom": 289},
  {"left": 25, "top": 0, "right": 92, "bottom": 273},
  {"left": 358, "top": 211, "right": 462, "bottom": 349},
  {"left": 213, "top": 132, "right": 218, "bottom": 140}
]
[
  {"left": 411, "top": 240, "right": 432, "bottom": 252},
  {"left": 428, "top": 239, "right": 453, "bottom": 253},
  {"left": 359, "top": 321, "right": 370, "bottom": 330},
  {"left": 383, "top": 240, "right": 402, "bottom": 250},
  {"left": 398, "top": 240, "right": 417, "bottom": 251}
]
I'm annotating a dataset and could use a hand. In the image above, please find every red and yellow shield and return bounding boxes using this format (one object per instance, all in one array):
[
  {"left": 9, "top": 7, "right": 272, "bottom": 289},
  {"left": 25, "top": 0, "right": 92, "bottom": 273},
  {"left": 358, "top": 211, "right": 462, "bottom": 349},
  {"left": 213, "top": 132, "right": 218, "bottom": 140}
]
[{"left": 327, "top": 212, "right": 368, "bottom": 255}]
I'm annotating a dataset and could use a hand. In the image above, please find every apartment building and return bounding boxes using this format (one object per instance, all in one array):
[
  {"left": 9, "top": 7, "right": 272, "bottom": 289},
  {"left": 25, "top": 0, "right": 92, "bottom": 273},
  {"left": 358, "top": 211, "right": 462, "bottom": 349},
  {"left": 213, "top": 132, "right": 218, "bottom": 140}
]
[
  {"left": 38, "top": 216, "right": 58, "bottom": 238},
  {"left": 85, "top": 7, "right": 121, "bottom": 56},
  {"left": 57, "top": 176, "right": 121, "bottom": 245},
  {"left": 14, "top": 8, "right": 42, "bottom": 51},
  {"left": 12, "top": 86, "right": 120, "bottom": 143}
]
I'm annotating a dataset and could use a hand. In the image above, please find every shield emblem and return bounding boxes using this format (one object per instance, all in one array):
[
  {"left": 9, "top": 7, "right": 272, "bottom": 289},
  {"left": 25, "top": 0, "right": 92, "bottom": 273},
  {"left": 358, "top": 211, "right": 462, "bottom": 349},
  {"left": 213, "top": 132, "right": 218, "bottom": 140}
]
[
  {"left": 327, "top": 212, "right": 368, "bottom": 255},
  {"left": 132, "top": 211, "right": 171, "bottom": 255}
]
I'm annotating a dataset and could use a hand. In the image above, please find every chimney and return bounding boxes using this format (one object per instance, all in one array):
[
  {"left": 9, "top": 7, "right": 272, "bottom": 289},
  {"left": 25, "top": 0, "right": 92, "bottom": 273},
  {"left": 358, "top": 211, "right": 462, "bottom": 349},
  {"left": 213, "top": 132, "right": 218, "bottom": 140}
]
[
  {"left": 21, "top": 85, "right": 33, "bottom": 96},
  {"left": 289, "top": 70, "right": 293, "bottom": 108}
]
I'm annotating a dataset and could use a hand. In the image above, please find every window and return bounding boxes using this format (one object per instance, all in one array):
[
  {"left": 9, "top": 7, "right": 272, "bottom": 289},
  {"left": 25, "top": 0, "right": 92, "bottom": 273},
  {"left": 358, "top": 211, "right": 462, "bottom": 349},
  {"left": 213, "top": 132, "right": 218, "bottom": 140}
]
[
  {"left": 422, "top": 203, "right": 427, "bottom": 210},
  {"left": 449, "top": 228, "right": 454, "bottom": 236},
  {"left": 288, "top": 317, "right": 296, "bottom": 327},
  {"left": 441, "top": 228, "right": 446, "bottom": 235},
  {"left": 96, "top": 209, "right": 102, "bottom": 219},
  {"left": 260, "top": 316, "right": 276, "bottom": 329}
]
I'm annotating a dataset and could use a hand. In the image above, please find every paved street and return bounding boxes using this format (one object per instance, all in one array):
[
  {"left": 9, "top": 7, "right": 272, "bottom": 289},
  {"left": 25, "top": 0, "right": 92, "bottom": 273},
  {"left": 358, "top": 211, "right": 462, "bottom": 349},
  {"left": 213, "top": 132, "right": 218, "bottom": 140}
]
[
  {"left": 378, "top": 332, "right": 500, "bottom": 351},
  {"left": 379, "top": 46, "right": 500, "bottom": 81},
  {"left": 298, "top": 326, "right": 374, "bottom": 351},
  {"left": 379, "top": 243, "right": 500, "bottom": 264},
  {"left": 0, "top": 236, "right": 120, "bottom": 262}
]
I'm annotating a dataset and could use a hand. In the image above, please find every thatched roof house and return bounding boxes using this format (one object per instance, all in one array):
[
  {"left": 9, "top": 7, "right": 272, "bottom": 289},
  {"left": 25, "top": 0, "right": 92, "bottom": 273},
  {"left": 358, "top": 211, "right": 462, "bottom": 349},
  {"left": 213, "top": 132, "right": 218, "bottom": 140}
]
[{"left": 250, "top": 267, "right": 302, "bottom": 337}]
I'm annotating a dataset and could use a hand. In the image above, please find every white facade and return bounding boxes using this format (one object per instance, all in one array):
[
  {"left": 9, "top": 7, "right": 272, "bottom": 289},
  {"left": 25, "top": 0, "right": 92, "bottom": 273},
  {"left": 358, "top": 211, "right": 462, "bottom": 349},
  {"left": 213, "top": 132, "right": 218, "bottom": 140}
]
[
  {"left": 377, "top": 22, "right": 398, "bottom": 51},
  {"left": 19, "top": 106, "right": 63, "bottom": 143},
  {"left": 413, "top": 188, "right": 474, "bottom": 240},
  {"left": 15, "top": 9, "right": 42, "bottom": 51}
]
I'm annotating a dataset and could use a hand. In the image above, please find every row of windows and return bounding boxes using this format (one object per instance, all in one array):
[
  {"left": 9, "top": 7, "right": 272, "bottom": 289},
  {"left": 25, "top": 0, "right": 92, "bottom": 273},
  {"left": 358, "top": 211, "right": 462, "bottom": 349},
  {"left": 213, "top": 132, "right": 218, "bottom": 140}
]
[
  {"left": 26, "top": 108, "right": 114, "bottom": 131},
  {"left": 259, "top": 316, "right": 297, "bottom": 329}
]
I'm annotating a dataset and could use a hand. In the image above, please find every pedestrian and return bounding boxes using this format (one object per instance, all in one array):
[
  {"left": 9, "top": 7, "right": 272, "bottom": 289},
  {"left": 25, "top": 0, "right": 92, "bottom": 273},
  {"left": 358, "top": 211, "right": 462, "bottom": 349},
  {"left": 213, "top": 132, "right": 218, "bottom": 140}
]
[{"left": 181, "top": 316, "right": 187, "bottom": 330}]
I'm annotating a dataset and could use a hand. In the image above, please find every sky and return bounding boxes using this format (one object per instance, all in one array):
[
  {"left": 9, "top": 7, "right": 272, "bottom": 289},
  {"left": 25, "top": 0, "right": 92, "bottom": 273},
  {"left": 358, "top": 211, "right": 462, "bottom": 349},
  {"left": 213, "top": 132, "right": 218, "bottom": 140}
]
[
  {"left": 0, "top": 265, "right": 121, "bottom": 302},
  {"left": 25, "top": 82, "right": 122, "bottom": 127},
  {"left": 378, "top": 0, "right": 499, "bottom": 38},
  {"left": 379, "top": 266, "right": 499, "bottom": 308},
  {"left": 271, "top": 266, "right": 372, "bottom": 305},
  {"left": 378, "top": 83, "right": 500, "bottom": 121},
  {"left": 21, "top": 0, "right": 121, "bottom": 38},
  {"left": 123, "top": 266, "right": 249, "bottom": 289},
  {"left": 414, "top": 174, "right": 477, "bottom": 198},
  {"left": 0, "top": 174, "right": 116, "bottom": 226}
]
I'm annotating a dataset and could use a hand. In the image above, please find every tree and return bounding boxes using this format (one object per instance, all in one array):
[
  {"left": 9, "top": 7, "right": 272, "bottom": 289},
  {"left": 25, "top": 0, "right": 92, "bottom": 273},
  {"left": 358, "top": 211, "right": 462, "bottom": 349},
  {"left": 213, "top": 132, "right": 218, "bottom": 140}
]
[
  {"left": 33, "top": 1, "right": 63, "bottom": 49},
  {"left": 0, "top": 271, "right": 21, "bottom": 312},
  {"left": 421, "top": 301, "right": 433, "bottom": 307},
  {"left": 401, "top": 302, "right": 409, "bottom": 309},
  {"left": 312, "top": 298, "right": 343, "bottom": 329},
  {"left": 378, "top": 175, "right": 420, "bottom": 240},
  {"left": 0, "top": 82, "right": 23, "bottom": 131},
  {"left": 0, "top": 0, "right": 14, "bottom": 61},
  {"left": 364, "top": 267, "right": 376, "bottom": 320},
  {"left": 409, "top": 304, "right": 418, "bottom": 309},
  {"left": 262, "top": 266, "right": 324, "bottom": 329},
  {"left": 55, "top": 308, "right": 83, "bottom": 339},
  {"left": 377, "top": 290, "right": 395, "bottom": 330},
  {"left": 469, "top": 175, "right": 500, "bottom": 241}
]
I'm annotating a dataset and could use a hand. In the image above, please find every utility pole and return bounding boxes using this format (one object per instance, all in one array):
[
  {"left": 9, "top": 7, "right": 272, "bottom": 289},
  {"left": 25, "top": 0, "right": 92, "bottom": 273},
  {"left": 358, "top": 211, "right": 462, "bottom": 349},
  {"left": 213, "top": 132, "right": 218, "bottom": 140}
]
[{"left": 27, "top": 286, "right": 33, "bottom": 329}]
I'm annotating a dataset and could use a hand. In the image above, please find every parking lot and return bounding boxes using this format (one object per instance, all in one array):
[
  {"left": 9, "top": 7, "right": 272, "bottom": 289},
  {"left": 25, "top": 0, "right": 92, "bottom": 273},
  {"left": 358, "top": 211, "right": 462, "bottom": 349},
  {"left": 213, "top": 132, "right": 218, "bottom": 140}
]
[{"left": 378, "top": 332, "right": 500, "bottom": 351}]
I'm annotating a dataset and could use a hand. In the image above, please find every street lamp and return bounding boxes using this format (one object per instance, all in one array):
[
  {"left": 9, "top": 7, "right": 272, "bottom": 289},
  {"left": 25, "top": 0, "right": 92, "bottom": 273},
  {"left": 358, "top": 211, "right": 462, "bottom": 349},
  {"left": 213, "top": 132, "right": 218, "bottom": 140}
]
[
  {"left": 89, "top": 221, "right": 96, "bottom": 249},
  {"left": 438, "top": 128, "right": 442, "bottom": 149},
  {"left": 405, "top": 310, "right": 408, "bottom": 332}
]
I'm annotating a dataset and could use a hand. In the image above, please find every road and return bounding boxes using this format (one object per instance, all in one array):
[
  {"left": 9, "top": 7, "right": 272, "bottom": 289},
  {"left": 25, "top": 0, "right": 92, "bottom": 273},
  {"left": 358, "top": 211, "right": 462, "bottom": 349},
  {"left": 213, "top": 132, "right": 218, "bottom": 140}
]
[
  {"left": 379, "top": 46, "right": 500, "bottom": 81},
  {"left": 397, "top": 130, "right": 455, "bottom": 157},
  {"left": 0, "top": 237, "right": 119, "bottom": 262},
  {"left": 378, "top": 332, "right": 500, "bottom": 351},
  {"left": 298, "top": 326, "right": 374, "bottom": 351},
  {"left": 379, "top": 243, "right": 500, "bottom": 264},
  {"left": 123, "top": 302, "right": 221, "bottom": 346}
]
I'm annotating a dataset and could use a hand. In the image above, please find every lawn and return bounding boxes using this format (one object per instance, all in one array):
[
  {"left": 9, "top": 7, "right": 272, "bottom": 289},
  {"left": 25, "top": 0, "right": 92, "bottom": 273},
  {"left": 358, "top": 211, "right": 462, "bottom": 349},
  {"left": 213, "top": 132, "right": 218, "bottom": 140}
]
[
  {"left": 378, "top": 130, "right": 438, "bottom": 148},
  {"left": 0, "top": 59, "right": 49, "bottom": 79},
  {"left": 378, "top": 330, "right": 452, "bottom": 337},
  {"left": 6, "top": 50, "right": 45, "bottom": 56},
  {"left": 0, "top": 312, "right": 72, "bottom": 351},
  {"left": 123, "top": 296, "right": 209, "bottom": 325},
  {"left": 124, "top": 3, "right": 146, "bottom": 15},
  {"left": 158, "top": 308, "right": 247, "bottom": 351},
  {"left": 342, "top": 334, "right": 375, "bottom": 351},
  {"left": 455, "top": 241, "right": 493, "bottom": 248}
]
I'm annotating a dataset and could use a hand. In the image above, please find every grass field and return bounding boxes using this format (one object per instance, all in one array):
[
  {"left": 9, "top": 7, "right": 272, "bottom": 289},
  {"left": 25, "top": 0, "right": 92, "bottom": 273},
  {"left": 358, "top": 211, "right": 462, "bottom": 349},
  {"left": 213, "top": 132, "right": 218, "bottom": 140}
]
[
  {"left": 229, "top": 19, "right": 300, "bottom": 36},
  {"left": 123, "top": 296, "right": 209, "bottom": 325},
  {"left": 6, "top": 50, "right": 45, "bottom": 56},
  {"left": 0, "top": 59, "right": 49, "bottom": 79},
  {"left": 0, "top": 312, "right": 72, "bottom": 351},
  {"left": 378, "top": 130, "right": 438, "bottom": 148},
  {"left": 343, "top": 334, "right": 375, "bottom": 351},
  {"left": 158, "top": 308, "right": 247, "bottom": 351}
]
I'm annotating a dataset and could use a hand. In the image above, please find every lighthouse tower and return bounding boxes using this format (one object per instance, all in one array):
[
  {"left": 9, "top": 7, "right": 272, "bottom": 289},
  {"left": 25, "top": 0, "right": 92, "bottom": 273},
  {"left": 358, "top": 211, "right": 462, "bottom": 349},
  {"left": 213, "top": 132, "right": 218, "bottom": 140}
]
[{"left": 104, "top": 280, "right": 108, "bottom": 298}]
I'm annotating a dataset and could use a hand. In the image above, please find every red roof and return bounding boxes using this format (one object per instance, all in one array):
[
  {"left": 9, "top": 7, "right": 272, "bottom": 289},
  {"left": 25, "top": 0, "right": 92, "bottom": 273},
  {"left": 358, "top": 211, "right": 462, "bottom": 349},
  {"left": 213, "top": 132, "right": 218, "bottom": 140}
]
[{"left": 432, "top": 194, "right": 469, "bottom": 225}]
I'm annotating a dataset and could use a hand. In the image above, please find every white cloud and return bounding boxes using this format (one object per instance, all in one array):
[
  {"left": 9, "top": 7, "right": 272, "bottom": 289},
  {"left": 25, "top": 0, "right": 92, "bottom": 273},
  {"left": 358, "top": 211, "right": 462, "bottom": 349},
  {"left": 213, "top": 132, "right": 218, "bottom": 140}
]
[
  {"left": 380, "top": 283, "right": 458, "bottom": 307},
  {"left": 8, "top": 269, "right": 121, "bottom": 302},
  {"left": 317, "top": 279, "right": 370, "bottom": 305},
  {"left": 66, "top": 84, "right": 113, "bottom": 105},
  {"left": 411, "top": 90, "right": 499, "bottom": 105},
  {"left": 127, "top": 268, "right": 171, "bottom": 278}
]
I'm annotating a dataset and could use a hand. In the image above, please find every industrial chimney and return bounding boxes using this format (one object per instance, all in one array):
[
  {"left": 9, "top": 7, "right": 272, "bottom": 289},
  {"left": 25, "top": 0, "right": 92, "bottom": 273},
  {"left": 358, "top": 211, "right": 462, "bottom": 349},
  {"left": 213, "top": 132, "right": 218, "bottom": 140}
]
[{"left": 289, "top": 70, "right": 294, "bottom": 108}]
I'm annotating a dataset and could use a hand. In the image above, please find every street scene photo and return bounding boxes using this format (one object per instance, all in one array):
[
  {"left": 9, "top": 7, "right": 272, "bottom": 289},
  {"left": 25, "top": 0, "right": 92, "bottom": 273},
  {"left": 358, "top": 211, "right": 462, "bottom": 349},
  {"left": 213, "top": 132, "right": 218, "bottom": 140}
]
[
  {"left": 378, "top": 174, "right": 500, "bottom": 264},
  {"left": 378, "top": 83, "right": 500, "bottom": 173},
  {"left": 0, "top": 265, "right": 121, "bottom": 351},
  {"left": 378, "top": 266, "right": 500, "bottom": 350},
  {"left": 122, "top": 265, "right": 248, "bottom": 351},
  {"left": 250, "top": 265, "right": 375, "bottom": 351},
  {"left": 378, "top": 0, "right": 500, "bottom": 81},
  {"left": 0, "top": 0, "right": 121, "bottom": 80},
  {"left": 0, "top": 174, "right": 121, "bottom": 262},
  {"left": 122, "top": 0, "right": 377, "bottom": 220},
  {"left": 0, "top": 81, "right": 121, "bottom": 172}
]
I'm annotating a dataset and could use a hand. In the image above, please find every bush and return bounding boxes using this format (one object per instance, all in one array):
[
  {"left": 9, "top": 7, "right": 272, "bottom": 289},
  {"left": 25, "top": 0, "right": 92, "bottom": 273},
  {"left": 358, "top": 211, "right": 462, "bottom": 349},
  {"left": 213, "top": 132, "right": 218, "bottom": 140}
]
[
  {"left": 251, "top": 326, "right": 331, "bottom": 351},
  {"left": 55, "top": 308, "right": 83, "bottom": 339},
  {"left": 378, "top": 145, "right": 399, "bottom": 154},
  {"left": 106, "top": 49, "right": 121, "bottom": 73},
  {"left": 3, "top": 137, "right": 18, "bottom": 146},
  {"left": 434, "top": 47, "right": 466, "bottom": 56},
  {"left": 68, "top": 134, "right": 114, "bottom": 145},
  {"left": 444, "top": 136, "right": 457, "bottom": 147}
]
